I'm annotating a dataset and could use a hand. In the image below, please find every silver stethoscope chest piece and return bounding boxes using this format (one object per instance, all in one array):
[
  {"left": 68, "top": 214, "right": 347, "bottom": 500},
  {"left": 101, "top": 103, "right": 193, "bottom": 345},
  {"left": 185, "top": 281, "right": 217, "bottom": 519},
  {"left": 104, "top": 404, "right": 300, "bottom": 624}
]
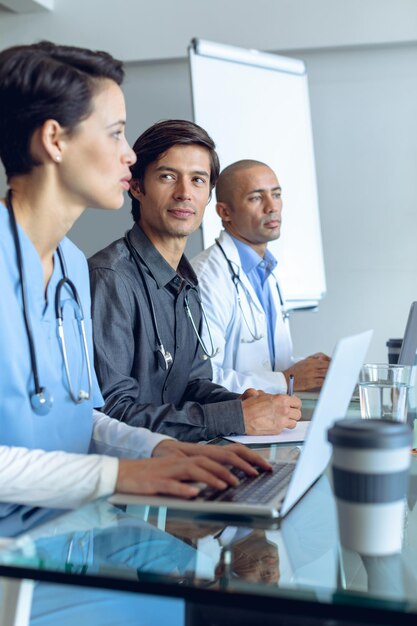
[{"left": 30, "top": 387, "right": 53, "bottom": 416}]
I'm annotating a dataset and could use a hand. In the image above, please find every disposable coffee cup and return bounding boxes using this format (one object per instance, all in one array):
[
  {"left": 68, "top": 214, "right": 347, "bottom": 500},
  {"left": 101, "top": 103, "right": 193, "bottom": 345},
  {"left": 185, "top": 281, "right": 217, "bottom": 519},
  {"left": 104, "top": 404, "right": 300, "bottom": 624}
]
[
  {"left": 386, "top": 338, "right": 403, "bottom": 365},
  {"left": 359, "top": 363, "right": 412, "bottom": 422},
  {"left": 328, "top": 418, "right": 412, "bottom": 556}
]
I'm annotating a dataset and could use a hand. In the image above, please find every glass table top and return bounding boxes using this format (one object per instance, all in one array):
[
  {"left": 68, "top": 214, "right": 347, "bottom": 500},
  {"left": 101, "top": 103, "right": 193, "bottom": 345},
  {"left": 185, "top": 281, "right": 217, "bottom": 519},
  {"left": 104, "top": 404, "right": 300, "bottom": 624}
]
[{"left": 1, "top": 438, "right": 417, "bottom": 624}]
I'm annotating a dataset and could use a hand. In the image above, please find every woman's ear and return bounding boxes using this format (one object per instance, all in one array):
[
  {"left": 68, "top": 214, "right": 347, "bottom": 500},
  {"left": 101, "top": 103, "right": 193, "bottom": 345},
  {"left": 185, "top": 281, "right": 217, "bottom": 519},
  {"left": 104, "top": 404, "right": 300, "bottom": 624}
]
[{"left": 36, "top": 119, "right": 65, "bottom": 164}]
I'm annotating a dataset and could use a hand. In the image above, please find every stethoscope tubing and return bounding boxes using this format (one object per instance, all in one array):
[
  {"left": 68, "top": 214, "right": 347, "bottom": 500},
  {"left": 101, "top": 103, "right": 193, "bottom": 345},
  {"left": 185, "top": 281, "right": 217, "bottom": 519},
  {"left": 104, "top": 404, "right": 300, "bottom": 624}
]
[
  {"left": 215, "top": 238, "right": 289, "bottom": 344},
  {"left": 6, "top": 190, "right": 92, "bottom": 413},
  {"left": 124, "top": 231, "right": 217, "bottom": 365},
  {"left": 7, "top": 190, "right": 43, "bottom": 395}
]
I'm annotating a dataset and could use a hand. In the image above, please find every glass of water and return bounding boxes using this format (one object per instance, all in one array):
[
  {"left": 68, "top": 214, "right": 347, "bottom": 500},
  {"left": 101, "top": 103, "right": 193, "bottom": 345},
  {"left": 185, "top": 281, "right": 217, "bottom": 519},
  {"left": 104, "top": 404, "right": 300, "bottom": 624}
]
[{"left": 359, "top": 364, "right": 413, "bottom": 422}]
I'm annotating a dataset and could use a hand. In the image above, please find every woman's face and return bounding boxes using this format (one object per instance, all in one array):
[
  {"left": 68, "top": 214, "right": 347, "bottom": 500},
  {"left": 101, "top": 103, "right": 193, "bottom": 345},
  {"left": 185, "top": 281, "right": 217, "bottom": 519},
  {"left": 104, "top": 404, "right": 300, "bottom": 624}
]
[{"left": 58, "top": 79, "right": 136, "bottom": 210}]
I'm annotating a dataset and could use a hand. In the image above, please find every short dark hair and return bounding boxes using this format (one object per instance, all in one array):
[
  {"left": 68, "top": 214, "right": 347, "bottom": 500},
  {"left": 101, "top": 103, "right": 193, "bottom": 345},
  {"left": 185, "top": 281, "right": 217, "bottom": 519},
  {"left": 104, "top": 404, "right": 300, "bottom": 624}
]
[
  {"left": 0, "top": 41, "right": 124, "bottom": 179},
  {"left": 216, "top": 159, "right": 270, "bottom": 205},
  {"left": 129, "top": 119, "right": 220, "bottom": 223}
]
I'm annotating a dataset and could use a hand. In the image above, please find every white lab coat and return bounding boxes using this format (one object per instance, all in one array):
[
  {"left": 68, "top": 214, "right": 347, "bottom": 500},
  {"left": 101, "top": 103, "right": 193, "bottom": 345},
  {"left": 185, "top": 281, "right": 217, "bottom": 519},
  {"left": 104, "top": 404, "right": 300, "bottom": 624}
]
[{"left": 191, "top": 230, "right": 294, "bottom": 394}]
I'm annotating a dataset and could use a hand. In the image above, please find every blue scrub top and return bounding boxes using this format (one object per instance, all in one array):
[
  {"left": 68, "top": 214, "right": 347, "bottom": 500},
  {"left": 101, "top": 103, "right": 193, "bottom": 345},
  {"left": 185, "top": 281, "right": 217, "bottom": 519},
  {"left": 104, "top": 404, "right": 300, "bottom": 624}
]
[{"left": 0, "top": 201, "right": 103, "bottom": 453}]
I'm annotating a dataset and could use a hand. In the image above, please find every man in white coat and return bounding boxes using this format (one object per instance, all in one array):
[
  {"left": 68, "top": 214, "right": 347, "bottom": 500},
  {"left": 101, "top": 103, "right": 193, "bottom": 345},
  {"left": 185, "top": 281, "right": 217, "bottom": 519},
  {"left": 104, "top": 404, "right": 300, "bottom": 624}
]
[{"left": 192, "top": 159, "right": 330, "bottom": 394}]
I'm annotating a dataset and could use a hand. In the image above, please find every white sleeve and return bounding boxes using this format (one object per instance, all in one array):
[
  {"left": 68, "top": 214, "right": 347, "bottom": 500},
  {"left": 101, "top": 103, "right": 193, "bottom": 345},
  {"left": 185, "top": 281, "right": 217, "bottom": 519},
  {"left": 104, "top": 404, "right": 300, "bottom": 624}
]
[
  {"left": 0, "top": 445, "right": 118, "bottom": 509},
  {"left": 193, "top": 251, "right": 289, "bottom": 395},
  {"left": 90, "top": 409, "right": 173, "bottom": 459}
]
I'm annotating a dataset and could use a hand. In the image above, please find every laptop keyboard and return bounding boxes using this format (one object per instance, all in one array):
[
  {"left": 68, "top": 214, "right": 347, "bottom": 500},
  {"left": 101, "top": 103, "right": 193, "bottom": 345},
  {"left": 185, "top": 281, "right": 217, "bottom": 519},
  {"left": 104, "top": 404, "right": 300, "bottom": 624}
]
[{"left": 196, "top": 462, "right": 295, "bottom": 504}]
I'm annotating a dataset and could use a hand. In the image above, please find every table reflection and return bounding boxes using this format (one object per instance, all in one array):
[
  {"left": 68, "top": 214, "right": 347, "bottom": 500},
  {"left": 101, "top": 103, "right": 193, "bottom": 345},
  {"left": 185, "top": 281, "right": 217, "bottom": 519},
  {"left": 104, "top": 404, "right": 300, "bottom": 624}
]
[
  {"left": 2, "top": 447, "right": 417, "bottom": 625},
  {"left": 216, "top": 528, "right": 279, "bottom": 585}
]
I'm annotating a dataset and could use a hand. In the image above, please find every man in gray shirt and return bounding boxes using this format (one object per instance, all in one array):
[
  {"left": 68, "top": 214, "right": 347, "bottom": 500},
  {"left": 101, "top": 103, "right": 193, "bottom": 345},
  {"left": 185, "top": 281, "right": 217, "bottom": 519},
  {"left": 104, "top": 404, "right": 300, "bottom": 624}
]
[{"left": 89, "top": 120, "right": 301, "bottom": 441}]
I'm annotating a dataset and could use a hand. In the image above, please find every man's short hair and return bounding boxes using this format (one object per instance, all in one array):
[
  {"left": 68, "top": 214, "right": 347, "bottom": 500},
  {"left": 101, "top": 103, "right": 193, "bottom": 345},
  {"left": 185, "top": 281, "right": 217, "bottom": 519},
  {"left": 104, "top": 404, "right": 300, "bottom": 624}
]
[
  {"left": 216, "top": 159, "right": 269, "bottom": 206},
  {"left": 129, "top": 119, "right": 220, "bottom": 223}
]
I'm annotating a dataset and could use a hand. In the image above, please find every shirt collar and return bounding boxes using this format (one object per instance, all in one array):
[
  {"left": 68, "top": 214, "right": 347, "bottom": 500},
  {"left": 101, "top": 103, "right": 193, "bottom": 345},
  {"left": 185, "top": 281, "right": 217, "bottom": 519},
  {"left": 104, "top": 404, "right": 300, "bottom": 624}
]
[
  {"left": 129, "top": 223, "right": 198, "bottom": 289},
  {"left": 230, "top": 235, "right": 278, "bottom": 276}
]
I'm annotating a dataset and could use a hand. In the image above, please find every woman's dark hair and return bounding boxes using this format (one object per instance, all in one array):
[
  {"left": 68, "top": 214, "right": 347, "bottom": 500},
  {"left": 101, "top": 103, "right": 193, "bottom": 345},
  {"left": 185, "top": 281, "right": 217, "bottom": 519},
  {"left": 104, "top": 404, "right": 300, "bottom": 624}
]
[
  {"left": 129, "top": 119, "right": 220, "bottom": 223},
  {"left": 0, "top": 41, "right": 124, "bottom": 179}
]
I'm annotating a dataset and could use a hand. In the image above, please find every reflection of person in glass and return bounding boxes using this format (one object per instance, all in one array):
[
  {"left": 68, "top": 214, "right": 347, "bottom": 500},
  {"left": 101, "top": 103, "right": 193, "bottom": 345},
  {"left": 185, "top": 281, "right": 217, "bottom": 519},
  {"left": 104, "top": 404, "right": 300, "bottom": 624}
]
[
  {"left": 163, "top": 520, "right": 280, "bottom": 585},
  {"left": 216, "top": 529, "right": 280, "bottom": 585}
]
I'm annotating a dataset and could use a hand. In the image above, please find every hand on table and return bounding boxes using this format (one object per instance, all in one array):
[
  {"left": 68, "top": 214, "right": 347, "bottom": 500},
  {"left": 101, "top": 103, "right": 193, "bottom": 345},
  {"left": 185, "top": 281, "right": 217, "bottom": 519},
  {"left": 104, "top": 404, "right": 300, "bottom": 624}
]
[{"left": 284, "top": 353, "right": 330, "bottom": 391}]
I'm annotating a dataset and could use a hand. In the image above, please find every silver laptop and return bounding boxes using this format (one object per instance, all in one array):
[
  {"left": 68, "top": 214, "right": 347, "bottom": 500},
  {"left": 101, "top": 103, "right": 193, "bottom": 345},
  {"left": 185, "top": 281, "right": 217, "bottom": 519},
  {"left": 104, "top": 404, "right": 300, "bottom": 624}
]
[
  {"left": 398, "top": 302, "right": 417, "bottom": 366},
  {"left": 109, "top": 330, "right": 372, "bottom": 519}
]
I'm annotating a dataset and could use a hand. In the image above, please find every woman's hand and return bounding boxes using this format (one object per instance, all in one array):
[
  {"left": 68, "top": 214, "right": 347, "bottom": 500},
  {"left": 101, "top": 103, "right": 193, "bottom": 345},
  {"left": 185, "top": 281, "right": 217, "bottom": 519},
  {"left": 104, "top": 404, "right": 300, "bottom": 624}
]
[
  {"left": 115, "top": 441, "right": 272, "bottom": 499},
  {"left": 152, "top": 439, "right": 272, "bottom": 475}
]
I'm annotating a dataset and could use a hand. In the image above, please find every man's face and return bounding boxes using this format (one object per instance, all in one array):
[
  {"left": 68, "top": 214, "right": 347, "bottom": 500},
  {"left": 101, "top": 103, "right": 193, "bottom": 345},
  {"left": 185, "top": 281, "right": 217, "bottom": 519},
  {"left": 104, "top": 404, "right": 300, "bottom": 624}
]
[
  {"left": 218, "top": 165, "right": 282, "bottom": 249},
  {"left": 131, "top": 144, "right": 211, "bottom": 245}
]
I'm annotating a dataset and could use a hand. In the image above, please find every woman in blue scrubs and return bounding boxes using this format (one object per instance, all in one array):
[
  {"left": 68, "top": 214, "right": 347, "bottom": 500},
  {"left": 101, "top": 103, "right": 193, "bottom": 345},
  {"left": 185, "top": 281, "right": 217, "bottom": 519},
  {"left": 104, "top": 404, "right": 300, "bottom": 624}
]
[
  {"left": 0, "top": 40, "right": 268, "bottom": 509},
  {"left": 0, "top": 41, "right": 269, "bottom": 626}
]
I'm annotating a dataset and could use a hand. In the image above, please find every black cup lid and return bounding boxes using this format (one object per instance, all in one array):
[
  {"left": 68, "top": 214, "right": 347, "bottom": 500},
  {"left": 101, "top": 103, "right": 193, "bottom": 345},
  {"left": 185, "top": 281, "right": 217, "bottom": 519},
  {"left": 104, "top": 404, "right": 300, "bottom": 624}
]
[
  {"left": 386, "top": 338, "right": 403, "bottom": 348},
  {"left": 327, "top": 418, "right": 412, "bottom": 449}
]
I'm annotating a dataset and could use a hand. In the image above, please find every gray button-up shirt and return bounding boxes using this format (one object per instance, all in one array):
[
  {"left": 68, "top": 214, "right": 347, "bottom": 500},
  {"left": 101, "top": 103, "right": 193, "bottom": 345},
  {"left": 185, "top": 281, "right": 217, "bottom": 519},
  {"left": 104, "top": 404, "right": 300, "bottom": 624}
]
[{"left": 88, "top": 224, "right": 245, "bottom": 441}]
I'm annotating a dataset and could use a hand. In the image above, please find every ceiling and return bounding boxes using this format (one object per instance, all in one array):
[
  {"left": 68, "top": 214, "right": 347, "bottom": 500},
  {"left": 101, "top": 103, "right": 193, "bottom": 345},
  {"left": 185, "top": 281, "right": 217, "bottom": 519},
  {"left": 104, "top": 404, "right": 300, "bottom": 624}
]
[{"left": 0, "top": 0, "right": 53, "bottom": 14}]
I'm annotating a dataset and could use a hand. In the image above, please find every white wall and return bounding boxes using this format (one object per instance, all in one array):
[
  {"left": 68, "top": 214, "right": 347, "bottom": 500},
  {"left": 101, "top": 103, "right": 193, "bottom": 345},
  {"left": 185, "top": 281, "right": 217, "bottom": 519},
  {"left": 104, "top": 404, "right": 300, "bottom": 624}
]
[
  {"left": 289, "top": 43, "right": 417, "bottom": 362},
  {"left": 1, "top": 1, "right": 417, "bottom": 362},
  {"left": 0, "top": 0, "right": 416, "bottom": 61}
]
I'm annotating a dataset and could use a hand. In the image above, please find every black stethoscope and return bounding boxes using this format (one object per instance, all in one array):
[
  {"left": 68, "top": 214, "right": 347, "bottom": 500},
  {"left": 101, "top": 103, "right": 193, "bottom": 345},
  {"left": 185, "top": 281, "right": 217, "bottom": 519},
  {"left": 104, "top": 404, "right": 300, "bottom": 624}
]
[
  {"left": 124, "top": 231, "right": 218, "bottom": 371},
  {"left": 215, "top": 239, "right": 290, "bottom": 343},
  {"left": 6, "top": 190, "right": 93, "bottom": 415}
]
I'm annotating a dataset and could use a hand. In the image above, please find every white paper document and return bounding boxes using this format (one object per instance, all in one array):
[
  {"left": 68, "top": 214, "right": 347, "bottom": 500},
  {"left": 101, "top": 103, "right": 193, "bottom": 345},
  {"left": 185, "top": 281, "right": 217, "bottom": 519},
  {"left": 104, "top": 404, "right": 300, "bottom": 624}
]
[{"left": 225, "top": 420, "right": 310, "bottom": 445}]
